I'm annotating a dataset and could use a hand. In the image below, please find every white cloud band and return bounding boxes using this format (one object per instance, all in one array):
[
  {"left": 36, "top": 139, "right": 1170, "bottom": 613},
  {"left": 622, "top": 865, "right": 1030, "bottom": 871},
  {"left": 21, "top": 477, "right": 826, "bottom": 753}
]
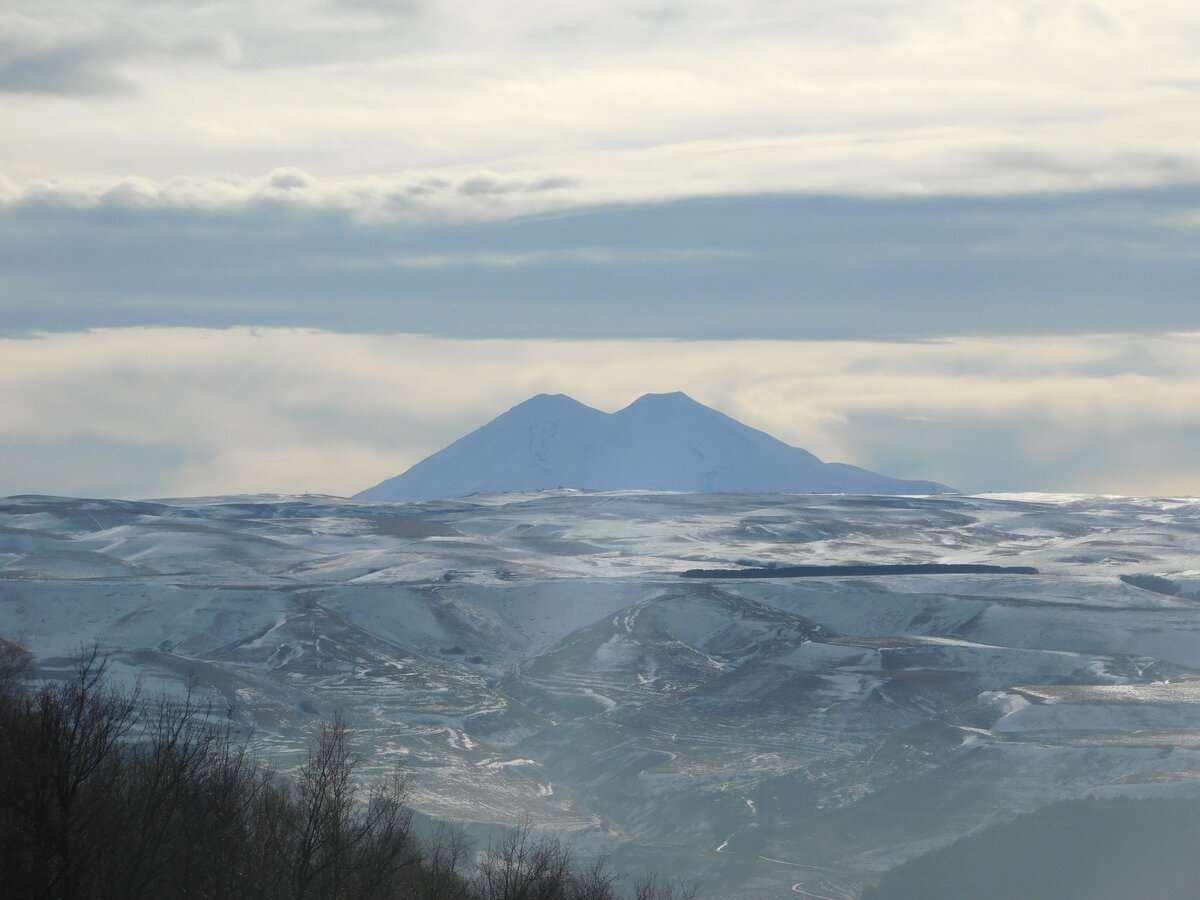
[
  {"left": 3, "top": 328, "right": 1199, "bottom": 498},
  {"left": 4, "top": 2, "right": 1200, "bottom": 217}
]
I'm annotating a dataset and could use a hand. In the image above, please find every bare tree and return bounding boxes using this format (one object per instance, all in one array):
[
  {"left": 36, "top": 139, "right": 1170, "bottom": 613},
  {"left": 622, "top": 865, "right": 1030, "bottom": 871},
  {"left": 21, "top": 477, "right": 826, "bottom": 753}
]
[
  {"left": 108, "top": 679, "right": 268, "bottom": 899},
  {"left": 0, "top": 650, "right": 689, "bottom": 900},
  {"left": 476, "top": 817, "right": 574, "bottom": 900},
  {"left": 346, "top": 766, "right": 419, "bottom": 899},
  {"left": 421, "top": 824, "right": 474, "bottom": 900},
  {"left": 173, "top": 734, "right": 278, "bottom": 900},
  {"left": 288, "top": 709, "right": 419, "bottom": 899},
  {"left": 565, "top": 854, "right": 617, "bottom": 900},
  {"left": 0, "top": 635, "right": 34, "bottom": 695},
  {"left": 632, "top": 873, "right": 700, "bottom": 900},
  {"left": 0, "top": 646, "right": 137, "bottom": 899},
  {"left": 293, "top": 709, "right": 361, "bottom": 898}
]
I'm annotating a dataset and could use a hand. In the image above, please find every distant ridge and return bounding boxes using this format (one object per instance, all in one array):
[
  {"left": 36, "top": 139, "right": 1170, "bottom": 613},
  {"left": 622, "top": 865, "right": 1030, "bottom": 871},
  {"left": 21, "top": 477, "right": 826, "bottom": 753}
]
[
  {"left": 356, "top": 392, "right": 955, "bottom": 502},
  {"left": 681, "top": 563, "right": 1038, "bottom": 579}
]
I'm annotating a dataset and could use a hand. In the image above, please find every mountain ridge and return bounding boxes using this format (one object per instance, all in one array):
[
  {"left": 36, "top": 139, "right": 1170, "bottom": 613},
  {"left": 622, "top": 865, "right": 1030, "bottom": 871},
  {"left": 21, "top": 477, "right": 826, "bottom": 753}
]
[{"left": 356, "top": 391, "right": 954, "bottom": 501}]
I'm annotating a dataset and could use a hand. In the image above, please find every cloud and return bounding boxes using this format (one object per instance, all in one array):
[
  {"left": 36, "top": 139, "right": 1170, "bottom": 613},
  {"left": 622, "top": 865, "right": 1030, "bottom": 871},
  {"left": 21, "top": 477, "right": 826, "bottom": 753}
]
[
  {"left": 456, "top": 173, "right": 579, "bottom": 197},
  {"left": 4, "top": 1, "right": 1200, "bottom": 210},
  {"left": 266, "top": 167, "right": 316, "bottom": 191},
  {"left": 0, "top": 167, "right": 584, "bottom": 222},
  {"left": 3, "top": 3, "right": 1196, "bottom": 500},
  {"left": 2, "top": 328, "right": 1200, "bottom": 499},
  {"left": 0, "top": 31, "right": 136, "bottom": 95},
  {"left": 325, "top": 0, "right": 425, "bottom": 15},
  {"left": 3, "top": 189, "right": 1200, "bottom": 340},
  {"left": 0, "top": 8, "right": 235, "bottom": 97}
]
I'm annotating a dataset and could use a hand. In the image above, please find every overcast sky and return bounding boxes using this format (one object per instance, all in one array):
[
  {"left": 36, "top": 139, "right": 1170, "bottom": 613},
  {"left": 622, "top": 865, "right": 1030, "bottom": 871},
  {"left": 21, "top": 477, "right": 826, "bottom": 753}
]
[{"left": 4, "top": 1, "right": 1200, "bottom": 497}]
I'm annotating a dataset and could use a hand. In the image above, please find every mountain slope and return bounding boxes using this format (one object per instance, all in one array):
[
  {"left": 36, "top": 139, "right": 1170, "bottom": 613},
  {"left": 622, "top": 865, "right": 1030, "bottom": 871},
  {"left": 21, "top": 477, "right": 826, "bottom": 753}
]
[{"left": 356, "top": 391, "right": 954, "bottom": 502}]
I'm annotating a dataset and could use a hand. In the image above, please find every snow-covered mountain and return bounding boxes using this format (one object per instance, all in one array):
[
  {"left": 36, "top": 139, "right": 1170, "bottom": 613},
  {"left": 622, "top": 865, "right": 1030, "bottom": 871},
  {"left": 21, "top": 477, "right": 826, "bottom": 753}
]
[{"left": 357, "top": 392, "right": 953, "bottom": 501}]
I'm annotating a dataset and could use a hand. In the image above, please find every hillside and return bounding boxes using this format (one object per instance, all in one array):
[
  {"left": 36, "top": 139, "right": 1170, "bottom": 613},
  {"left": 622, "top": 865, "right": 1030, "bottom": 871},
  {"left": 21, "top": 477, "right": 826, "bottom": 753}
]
[{"left": 4, "top": 491, "right": 1200, "bottom": 896}]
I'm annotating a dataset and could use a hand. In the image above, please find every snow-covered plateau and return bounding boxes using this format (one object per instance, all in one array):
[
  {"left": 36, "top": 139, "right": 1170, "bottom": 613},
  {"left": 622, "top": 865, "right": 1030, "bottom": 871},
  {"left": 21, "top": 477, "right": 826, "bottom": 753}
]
[{"left": 3, "top": 490, "right": 1200, "bottom": 898}]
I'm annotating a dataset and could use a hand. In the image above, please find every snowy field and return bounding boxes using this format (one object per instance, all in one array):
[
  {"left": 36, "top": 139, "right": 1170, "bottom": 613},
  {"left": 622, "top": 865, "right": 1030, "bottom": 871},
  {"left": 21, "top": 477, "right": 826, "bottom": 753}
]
[{"left": 3, "top": 490, "right": 1200, "bottom": 898}]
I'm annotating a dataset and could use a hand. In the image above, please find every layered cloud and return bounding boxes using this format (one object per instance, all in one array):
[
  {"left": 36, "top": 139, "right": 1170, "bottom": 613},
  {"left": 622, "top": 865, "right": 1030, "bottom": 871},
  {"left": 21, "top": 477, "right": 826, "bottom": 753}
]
[
  {"left": 3, "top": 328, "right": 1199, "bottom": 499},
  {"left": 4, "top": 189, "right": 1200, "bottom": 339},
  {"left": 4, "top": 2, "right": 1200, "bottom": 215},
  {"left": 7, "top": 3, "right": 1200, "bottom": 499}
]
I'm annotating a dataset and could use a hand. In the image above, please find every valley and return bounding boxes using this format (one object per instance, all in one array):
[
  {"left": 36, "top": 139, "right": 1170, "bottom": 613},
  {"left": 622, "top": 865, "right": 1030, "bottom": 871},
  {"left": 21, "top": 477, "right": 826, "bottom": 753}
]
[{"left": 2, "top": 490, "right": 1200, "bottom": 897}]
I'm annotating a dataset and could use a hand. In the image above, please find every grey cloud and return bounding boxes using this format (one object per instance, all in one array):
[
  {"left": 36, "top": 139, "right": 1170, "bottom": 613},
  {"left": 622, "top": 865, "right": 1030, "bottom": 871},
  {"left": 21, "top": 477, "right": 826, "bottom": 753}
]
[
  {"left": 457, "top": 173, "right": 578, "bottom": 196},
  {"left": 268, "top": 168, "right": 317, "bottom": 191},
  {"left": 0, "top": 36, "right": 135, "bottom": 95},
  {"left": 226, "top": 3, "right": 433, "bottom": 71},
  {"left": 0, "top": 0, "right": 425, "bottom": 84},
  {"left": 1109, "top": 149, "right": 1200, "bottom": 182},
  {"left": 527, "top": 175, "right": 581, "bottom": 192},
  {"left": 632, "top": 6, "right": 690, "bottom": 28},
  {"left": 325, "top": 0, "right": 424, "bottom": 15},
  {"left": 401, "top": 177, "right": 452, "bottom": 197},
  {"left": 161, "top": 32, "right": 241, "bottom": 64},
  {"left": 4, "top": 187, "right": 1200, "bottom": 339},
  {"left": 0, "top": 14, "right": 239, "bottom": 97},
  {"left": 457, "top": 175, "right": 516, "bottom": 197},
  {"left": 969, "top": 146, "right": 1089, "bottom": 177}
]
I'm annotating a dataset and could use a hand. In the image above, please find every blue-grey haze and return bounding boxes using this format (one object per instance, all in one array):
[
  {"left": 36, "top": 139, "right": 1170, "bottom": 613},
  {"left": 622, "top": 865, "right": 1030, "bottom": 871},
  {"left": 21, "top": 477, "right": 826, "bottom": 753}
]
[{"left": 5, "top": 187, "right": 1200, "bottom": 339}]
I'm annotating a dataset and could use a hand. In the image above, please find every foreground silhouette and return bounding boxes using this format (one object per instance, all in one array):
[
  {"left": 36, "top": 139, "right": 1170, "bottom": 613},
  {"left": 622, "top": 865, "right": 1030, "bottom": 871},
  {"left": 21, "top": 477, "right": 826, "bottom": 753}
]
[{"left": 0, "top": 640, "right": 695, "bottom": 900}]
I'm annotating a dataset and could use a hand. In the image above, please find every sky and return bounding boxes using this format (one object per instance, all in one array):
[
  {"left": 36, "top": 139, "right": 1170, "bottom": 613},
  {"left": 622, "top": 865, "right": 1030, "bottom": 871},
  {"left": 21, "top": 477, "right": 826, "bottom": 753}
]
[{"left": 3, "top": 0, "right": 1200, "bottom": 498}]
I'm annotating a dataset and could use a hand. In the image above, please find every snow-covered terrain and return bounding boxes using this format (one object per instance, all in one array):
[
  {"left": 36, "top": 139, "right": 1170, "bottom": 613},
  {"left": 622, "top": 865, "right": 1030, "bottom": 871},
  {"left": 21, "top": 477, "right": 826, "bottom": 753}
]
[
  {"left": 4, "top": 490, "right": 1200, "bottom": 897},
  {"left": 356, "top": 393, "right": 953, "bottom": 501}
]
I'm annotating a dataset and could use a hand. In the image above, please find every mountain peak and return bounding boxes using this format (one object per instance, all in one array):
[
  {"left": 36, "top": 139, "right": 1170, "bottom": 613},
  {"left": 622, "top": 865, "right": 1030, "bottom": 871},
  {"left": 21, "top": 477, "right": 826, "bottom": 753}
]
[
  {"left": 512, "top": 392, "right": 589, "bottom": 411},
  {"left": 356, "top": 393, "right": 954, "bottom": 502},
  {"left": 627, "top": 391, "right": 697, "bottom": 406},
  {"left": 620, "top": 391, "right": 731, "bottom": 422}
]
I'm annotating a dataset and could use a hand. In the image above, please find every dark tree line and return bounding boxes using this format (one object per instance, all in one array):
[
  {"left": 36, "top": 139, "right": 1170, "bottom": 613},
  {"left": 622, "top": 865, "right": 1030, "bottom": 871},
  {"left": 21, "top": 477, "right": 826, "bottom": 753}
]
[{"left": 0, "top": 641, "right": 695, "bottom": 900}]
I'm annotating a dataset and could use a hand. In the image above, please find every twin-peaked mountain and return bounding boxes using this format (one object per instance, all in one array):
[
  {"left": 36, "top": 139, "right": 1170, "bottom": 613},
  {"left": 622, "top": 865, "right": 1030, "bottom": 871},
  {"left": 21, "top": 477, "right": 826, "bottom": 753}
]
[{"left": 356, "top": 391, "right": 954, "bottom": 502}]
